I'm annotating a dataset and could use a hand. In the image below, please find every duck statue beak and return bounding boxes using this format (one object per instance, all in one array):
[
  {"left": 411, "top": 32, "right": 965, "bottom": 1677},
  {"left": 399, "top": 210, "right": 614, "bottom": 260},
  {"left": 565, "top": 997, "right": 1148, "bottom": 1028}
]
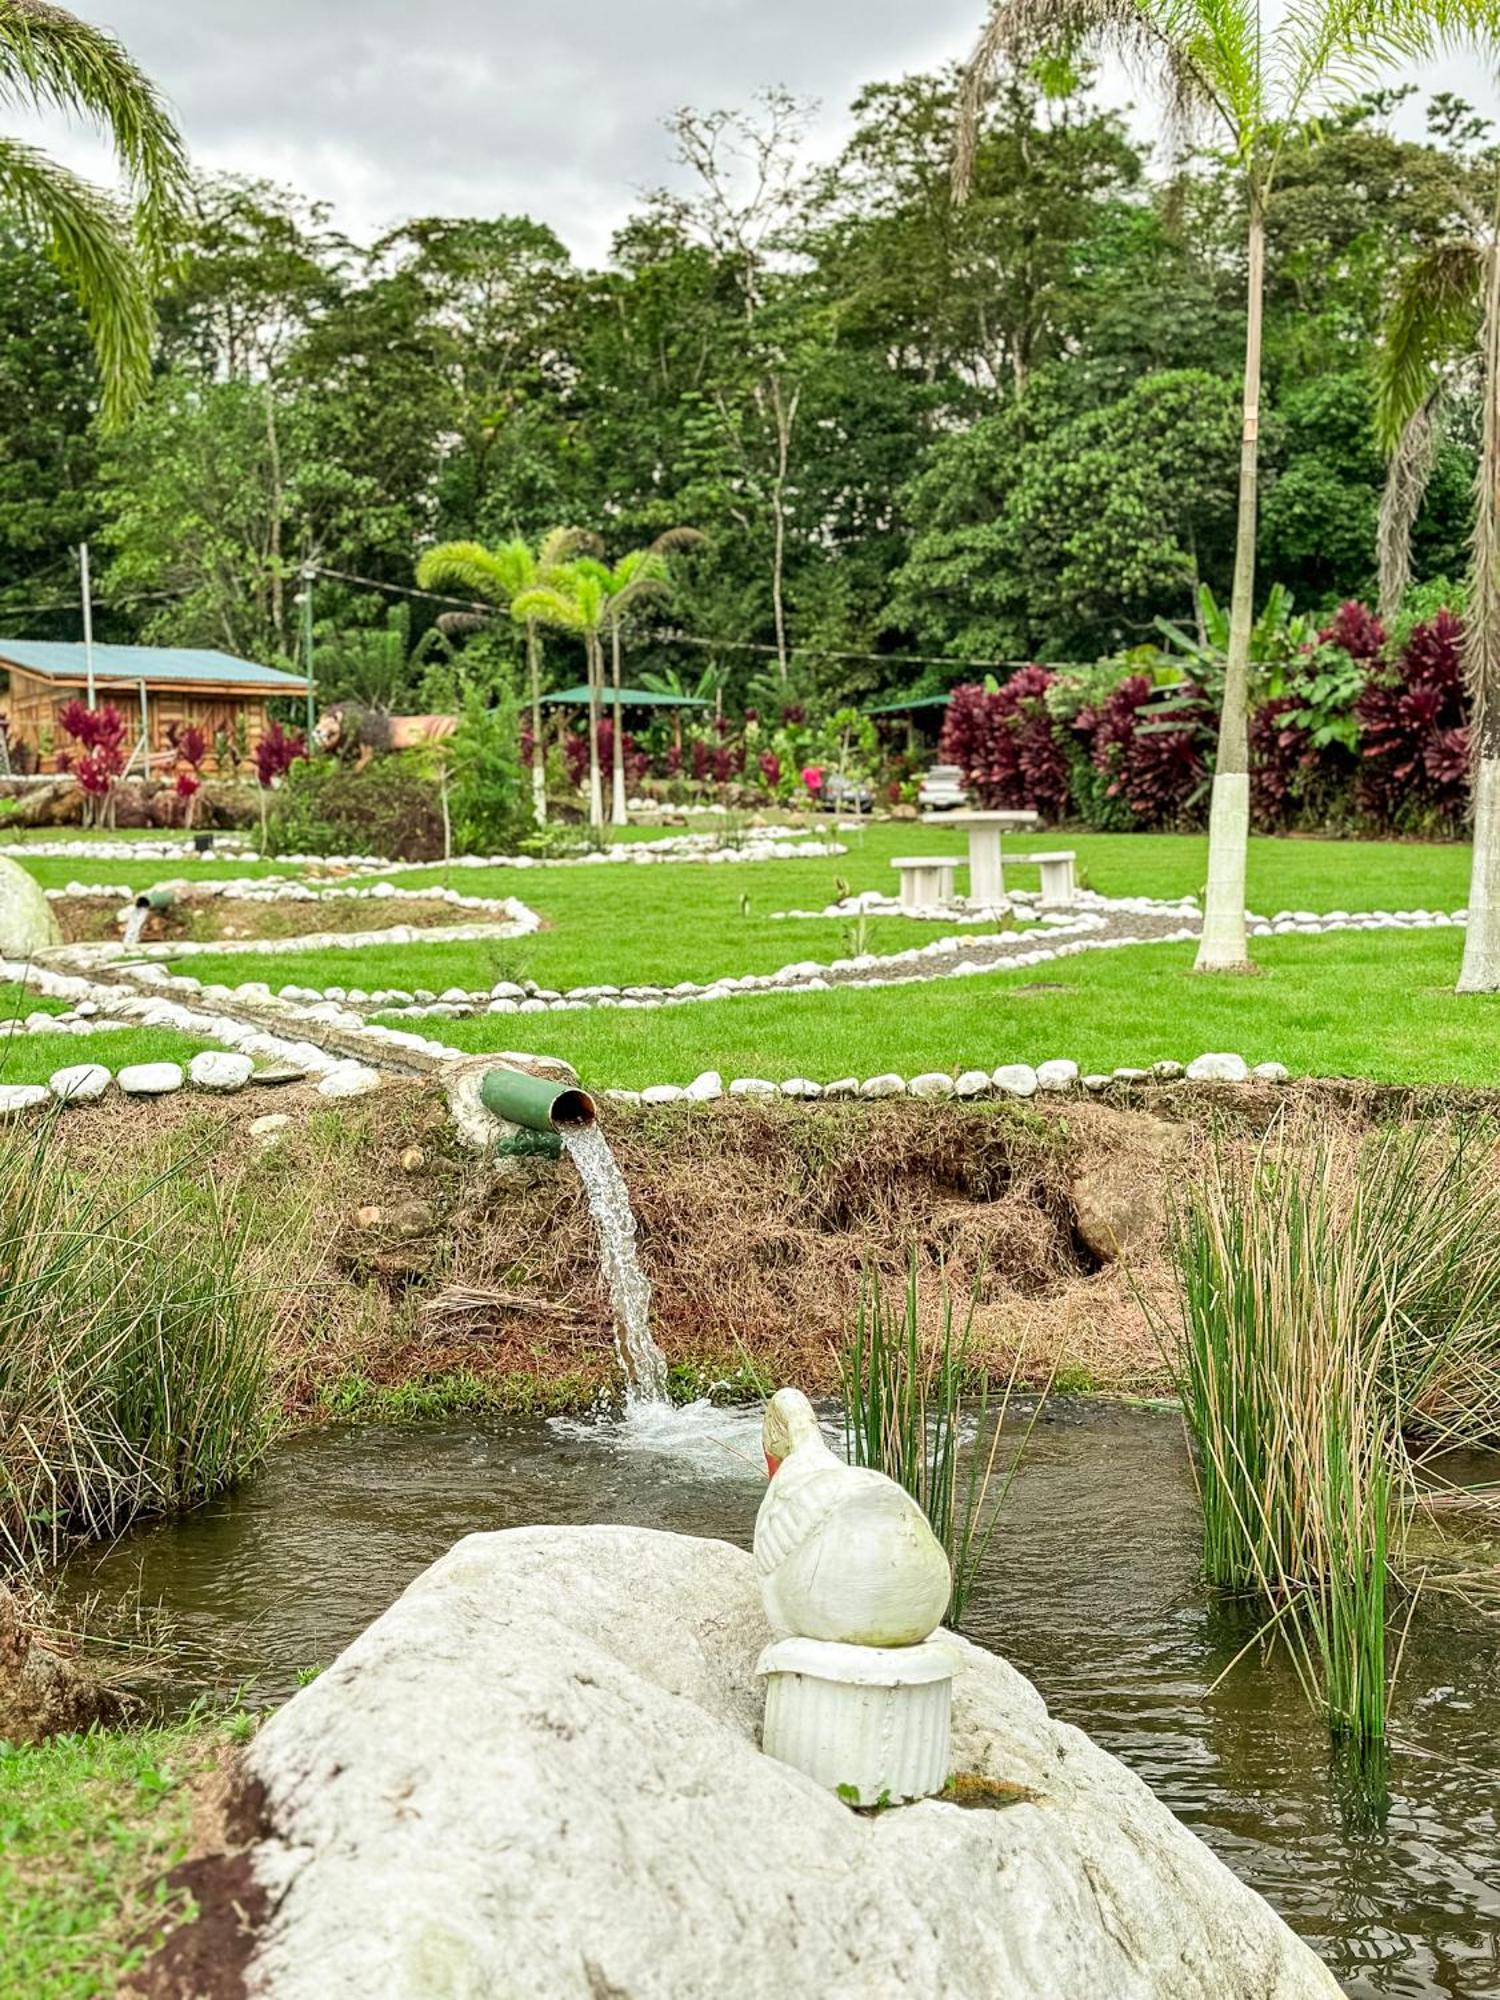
[{"left": 764, "top": 1452, "right": 782, "bottom": 1479}]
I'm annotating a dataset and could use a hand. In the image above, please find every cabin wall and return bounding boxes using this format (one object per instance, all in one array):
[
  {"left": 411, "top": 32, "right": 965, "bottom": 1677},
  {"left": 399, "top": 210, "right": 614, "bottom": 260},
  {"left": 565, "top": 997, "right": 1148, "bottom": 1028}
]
[{"left": 1, "top": 671, "right": 285, "bottom": 776}]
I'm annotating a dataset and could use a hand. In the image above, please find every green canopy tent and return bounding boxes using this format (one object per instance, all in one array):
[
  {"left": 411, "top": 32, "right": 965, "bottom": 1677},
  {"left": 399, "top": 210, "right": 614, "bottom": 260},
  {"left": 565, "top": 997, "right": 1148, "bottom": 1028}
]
[
  {"left": 540, "top": 686, "right": 711, "bottom": 708},
  {"left": 862, "top": 690, "right": 953, "bottom": 752}
]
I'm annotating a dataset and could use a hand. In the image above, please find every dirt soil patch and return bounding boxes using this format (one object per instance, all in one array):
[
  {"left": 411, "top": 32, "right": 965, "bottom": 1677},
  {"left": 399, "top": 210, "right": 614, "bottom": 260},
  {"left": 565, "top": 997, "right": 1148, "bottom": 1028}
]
[{"left": 53, "top": 895, "right": 487, "bottom": 947}]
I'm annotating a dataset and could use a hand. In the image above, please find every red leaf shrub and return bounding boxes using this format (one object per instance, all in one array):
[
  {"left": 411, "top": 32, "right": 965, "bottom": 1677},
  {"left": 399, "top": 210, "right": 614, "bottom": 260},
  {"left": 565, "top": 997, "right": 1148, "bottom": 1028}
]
[
  {"left": 254, "top": 720, "right": 307, "bottom": 789},
  {"left": 759, "top": 750, "right": 781, "bottom": 790},
  {"left": 938, "top": 669, "right": 1069, "bottom": 819},
  {"left": 1076, "top": 674, "right": 1213, "bottom": 829},
  {"left": 1349, "top": 609, "right": 1468, "bottom": 830},
  {"left": 169, "top": 722, "right": 208, "bottom": 770},
  {"left": 1250, "top": 695, "right": 1316, "bottom": 830},
  {"left": 58, "top": 700, "right": 129, "bottom": 811}
]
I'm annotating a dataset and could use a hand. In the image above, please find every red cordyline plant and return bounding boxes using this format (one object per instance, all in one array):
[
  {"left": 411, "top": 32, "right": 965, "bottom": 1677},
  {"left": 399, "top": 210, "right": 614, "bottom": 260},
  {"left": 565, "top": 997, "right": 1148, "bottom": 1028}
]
[
  {"left": 1079, "top": 673, "right": 1214, "bottom": 829},
  {"left": 167, "top": 722, "right": 209, "bottom": 829},
  {"left": 1343, "top": 608, "right": 1469, "bottom": 832},
  {"left": 252, "top": 720, "right": 307, "bottom": 850},
  {"left": 58, "top": 699, "right": 129, "bottom": 825},
  {"left": 938, "top": 670, "right": 1070, "bottom": 819}
]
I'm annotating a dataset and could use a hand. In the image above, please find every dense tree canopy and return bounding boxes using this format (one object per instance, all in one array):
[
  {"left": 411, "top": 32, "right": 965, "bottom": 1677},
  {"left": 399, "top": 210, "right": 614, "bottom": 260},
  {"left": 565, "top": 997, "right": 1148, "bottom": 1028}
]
[{"left": 0, "top": 61, "right": 1488, "bottom": 704}]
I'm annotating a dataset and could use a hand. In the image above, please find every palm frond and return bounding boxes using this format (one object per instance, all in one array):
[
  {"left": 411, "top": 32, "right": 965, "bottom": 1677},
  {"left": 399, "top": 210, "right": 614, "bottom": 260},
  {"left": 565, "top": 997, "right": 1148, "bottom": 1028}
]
[
  {"left": 955, "top": 0, "right": 1232, "bottom": 202},
  {"left": 1377, "top": 395, "right": 1441, "bottom": 620},
  {"left": 1270, "top": 0, "right": 1447, "bottom": 137},
  {"left": 1374, "top": 240, "right": 1482, "bottom": 451},
  {"left": 0, "top": 134, "right": 151, "bottom": 426},
  {"left": 415, "top": 542, "right": 515, "bottom": 607},
  {"left": 537, "top": 527, "right": 604, "bottom": 570},
  {"left": 0, "top": 0, "right": 189, "bottom": 261}
]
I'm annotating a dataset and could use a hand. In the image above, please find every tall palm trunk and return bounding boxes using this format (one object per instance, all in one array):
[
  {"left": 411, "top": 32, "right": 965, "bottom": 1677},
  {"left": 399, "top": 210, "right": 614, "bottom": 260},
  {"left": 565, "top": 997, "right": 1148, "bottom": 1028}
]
[
  {"left": 586, "top": 633, "right": 605, "bottom": 833},
  {"left": 609, "top": 620, "right": 628, "bottom": 826},
  {"left": 526, "top": 618, "right": 546, "bottom": 827},
  {"left": 1195, "top": 184, "right": 1265, "bottom": 974},
  {"left": 1460, "top": 234, "right": 1500, "bottom": 992}
]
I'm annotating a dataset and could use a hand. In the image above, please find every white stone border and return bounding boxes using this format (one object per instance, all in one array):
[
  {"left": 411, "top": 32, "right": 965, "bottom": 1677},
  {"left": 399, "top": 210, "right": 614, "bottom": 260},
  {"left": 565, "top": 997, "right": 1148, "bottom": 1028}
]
[{"left": 599, "top": 1053, "right": 1292, "bottom": 1105}]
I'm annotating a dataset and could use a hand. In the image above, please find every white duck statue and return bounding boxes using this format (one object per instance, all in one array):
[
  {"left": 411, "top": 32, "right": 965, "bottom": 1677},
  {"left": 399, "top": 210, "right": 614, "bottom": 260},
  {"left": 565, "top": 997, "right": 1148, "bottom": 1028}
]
[{"left": 753, "top": 1387, "right": 952, "bottom": 1647}]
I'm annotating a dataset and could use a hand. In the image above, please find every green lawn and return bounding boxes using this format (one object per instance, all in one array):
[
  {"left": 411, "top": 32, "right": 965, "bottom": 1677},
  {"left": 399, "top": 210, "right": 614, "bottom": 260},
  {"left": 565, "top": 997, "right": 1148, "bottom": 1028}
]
[
  {"left": 0, "top": 1028, "right": 227, "bottom": 1086},
  {"left": 160, "top": 827, "right": 1471, "bottom": 1000},
  {"left": 403, "top": 930, "right": 1498, "bottom": 1090},
  {"left": 0, "top": 1714, "right": 240, "bottom": 1998}
]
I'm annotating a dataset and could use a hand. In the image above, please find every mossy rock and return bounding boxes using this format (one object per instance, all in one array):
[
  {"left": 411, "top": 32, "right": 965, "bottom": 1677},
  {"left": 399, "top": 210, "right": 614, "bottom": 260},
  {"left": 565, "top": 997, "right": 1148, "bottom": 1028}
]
[{"left": 0, "top": 858, "right": 60, "bottom": 958}]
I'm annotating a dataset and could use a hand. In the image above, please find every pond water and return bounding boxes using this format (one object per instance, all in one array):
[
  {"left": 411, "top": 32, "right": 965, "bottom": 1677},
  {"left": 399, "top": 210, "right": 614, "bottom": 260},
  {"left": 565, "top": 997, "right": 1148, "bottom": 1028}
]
[{"left": 60, "top": 1401, "right": 1500, "bottom": 2000}]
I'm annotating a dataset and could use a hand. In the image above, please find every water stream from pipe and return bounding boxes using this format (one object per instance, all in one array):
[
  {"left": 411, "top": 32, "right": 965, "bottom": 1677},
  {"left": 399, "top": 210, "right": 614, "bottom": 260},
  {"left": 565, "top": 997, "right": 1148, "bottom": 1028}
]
[
  {"left": 560, "top": 1122, "right": 669, "bottom": 1404},
  {"left": 122, "top": 902, "right": 147, "bottom": 948}
]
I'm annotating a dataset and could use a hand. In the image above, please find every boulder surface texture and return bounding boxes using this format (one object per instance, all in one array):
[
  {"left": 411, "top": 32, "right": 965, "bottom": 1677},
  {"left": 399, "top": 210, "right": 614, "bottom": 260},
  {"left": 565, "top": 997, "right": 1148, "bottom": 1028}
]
[
  {"left": 0, "top": 858, "right": 60, "bottom": 957},
  {"left": 200, "top": 1526, "right": 1340, "bottom": 2000}
]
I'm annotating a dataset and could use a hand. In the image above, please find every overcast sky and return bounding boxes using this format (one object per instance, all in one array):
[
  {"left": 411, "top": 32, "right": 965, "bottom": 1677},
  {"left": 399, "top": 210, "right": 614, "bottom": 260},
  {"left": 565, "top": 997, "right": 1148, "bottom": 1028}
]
[{"left": 17, "top": 2, "right": 1500, "bottom": 267}]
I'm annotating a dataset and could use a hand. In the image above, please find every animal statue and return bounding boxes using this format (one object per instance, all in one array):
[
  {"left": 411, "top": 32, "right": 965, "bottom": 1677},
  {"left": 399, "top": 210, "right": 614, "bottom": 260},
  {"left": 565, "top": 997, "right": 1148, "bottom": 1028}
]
[
  {"left": 314, "top": 704, "right": 456, "bottom": 771},
  {"left": 754, "top": 1387, "right": 952, "bottom": 1647}
]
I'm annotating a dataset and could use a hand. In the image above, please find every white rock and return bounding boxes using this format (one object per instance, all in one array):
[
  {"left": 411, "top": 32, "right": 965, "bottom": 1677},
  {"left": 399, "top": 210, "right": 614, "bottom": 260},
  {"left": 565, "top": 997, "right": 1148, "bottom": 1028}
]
[
  {"left": 317, "top": 1063, "right": 381, "bottom": 1100},
  {"left": 685, "top": 1070, "right": 723, "bottom": 1102},
  {"left": 822, "top": 1077, "right": 858, "bottom": 1099},
  {"left": 189, "top": 1051, "right": 255, "bottom": 1093},
  {"left": 908, "top": 1072, "right": 955, "bottom": 1100},
  {"left": 1252, "top": 1061, "right": 1291, "bottom": 1084},
  {"left": 640, "top": 1084, "right": 686, "bottom": 1105},
  {"left": 1035, "top": 1059, "right": 1079, "bottom": 1093},
  {"left": 991, "top": 1063, "right": 1039, "bottom": 1098},
  {"left": 779, "top": 1078, "right": 822, "bottom": 1099},
  {"left": 729, "top": 1078, "right": 778, "bottom": 1098},
  {"left": 859, "top": 1072, "right": 907, "bottom": 1098},
  {"left": 249, "top": 1112, "right": 291, "bottom": 1140},
  {"left": 0, "top": 858, "right": 61, "bottom": 957},
  {"left": 117, "top": 1062, "right": 184, "bottom": 1097},
  {"left": 1151, "top": 1060, "right": 1185, "bottom": 1081},
  {"left": 1185, "top": 1053, "right": 1250, "bottom": 1084},
  {"left": 954, "top": 1069, "right": 993, "bottom": 1099},
  {"left": 1082, "top": 1074, "right": 1111, "bottom": 1093},
  {"left": 49, "top": 1062, "right": 111, "bottom": 1104},
  {"left": 220, "top": 1527, "right": 1341, "bottom": 2000},
  {"left": 0, "top": 1083, "right": 49, "bottom": 1116}
]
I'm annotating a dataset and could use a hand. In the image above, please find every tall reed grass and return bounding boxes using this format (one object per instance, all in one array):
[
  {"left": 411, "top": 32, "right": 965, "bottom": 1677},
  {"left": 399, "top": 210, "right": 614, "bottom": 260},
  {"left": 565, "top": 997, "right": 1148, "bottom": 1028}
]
[
  {"left": 0, "top": 1114, "right": 282, "bottom": 1568},
  {"left": 841, "top": 1254, "right": 1045, "bottom": 1625},
  {"left": 1162, "top": 1119, "right": 1500, "bottom": 1744}
]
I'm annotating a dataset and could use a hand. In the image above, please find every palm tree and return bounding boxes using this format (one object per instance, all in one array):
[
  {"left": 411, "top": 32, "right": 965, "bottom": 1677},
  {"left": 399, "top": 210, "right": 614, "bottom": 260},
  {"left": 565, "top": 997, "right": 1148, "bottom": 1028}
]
[
  {"left": 1377, "top": 204, "right": 1500, "bottom": 990},
  {"left": 1, "top": 1, "right": 188, "bottom": 425},
  {"left": 513, "top": 562, "right": 611, "bottom": 831},
  {"left": 416, "top": 529, "right": 590, "bottom": 825},
  {"left": 957, "top": 0, "right": 1446, "bottom": 972},
  {"left": 599, "top": 531, "right": 702, "bottom": 825}
]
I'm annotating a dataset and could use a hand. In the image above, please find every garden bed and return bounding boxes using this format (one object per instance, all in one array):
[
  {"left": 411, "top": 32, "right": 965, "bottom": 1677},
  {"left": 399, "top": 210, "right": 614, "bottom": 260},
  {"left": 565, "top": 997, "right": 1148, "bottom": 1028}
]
[{"left": 51, "top": 893, "right": 508, "bottom": 948}]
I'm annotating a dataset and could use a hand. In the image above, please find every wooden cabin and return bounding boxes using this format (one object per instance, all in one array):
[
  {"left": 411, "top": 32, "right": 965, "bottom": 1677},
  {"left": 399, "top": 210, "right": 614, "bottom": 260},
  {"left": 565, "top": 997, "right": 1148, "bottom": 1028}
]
[{"left": 0, "top": 641, "right": 310, "bottom": 776}]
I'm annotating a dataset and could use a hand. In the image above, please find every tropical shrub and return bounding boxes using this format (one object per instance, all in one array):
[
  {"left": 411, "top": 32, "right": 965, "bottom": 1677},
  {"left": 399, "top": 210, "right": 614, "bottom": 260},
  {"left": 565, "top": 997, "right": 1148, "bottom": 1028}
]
[
  {"left": 938, "top": 669, "right": 1070, "bottom": 819},
  {"left": 264, "top": 752, "right": 446, "bottom": 861},
  {"left": 447, "top": 681, "right": 531, "bottom": 855},
  {"left": 1349, "top": 609, "right": 1469, "bottom": 834}
]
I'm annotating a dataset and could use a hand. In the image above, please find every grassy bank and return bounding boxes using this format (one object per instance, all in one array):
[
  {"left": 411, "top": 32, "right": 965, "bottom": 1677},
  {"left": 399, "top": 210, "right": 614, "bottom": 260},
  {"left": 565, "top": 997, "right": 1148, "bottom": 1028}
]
[
  {"left": 0, "top": 1711, "right": 244, "bottom": 1999},
  {"left": 394, "top": 930, "right": 1500, "bottom": 1090}
]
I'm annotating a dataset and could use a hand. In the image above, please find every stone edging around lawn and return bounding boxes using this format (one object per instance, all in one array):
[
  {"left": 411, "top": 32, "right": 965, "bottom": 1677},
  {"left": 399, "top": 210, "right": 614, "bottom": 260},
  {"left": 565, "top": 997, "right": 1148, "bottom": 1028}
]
[
  {"left": 76, "top": 892, "right": 1470, "bottom": 1027},
  {"left": 0, "top": 1048, "right": 383, "bottom": 1119},
  {"left": 599, "top": 1053, "right": 1291, "bottom": 1106},
  {"left": 3, "top": 827, "right": 847, "bottom": 872}
]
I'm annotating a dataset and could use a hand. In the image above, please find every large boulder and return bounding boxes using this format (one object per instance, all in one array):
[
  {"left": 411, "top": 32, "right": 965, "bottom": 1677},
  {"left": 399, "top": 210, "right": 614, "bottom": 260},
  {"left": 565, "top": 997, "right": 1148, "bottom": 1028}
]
[
  {"left": 0, "top": 857, "right": 60, "bottom": 957},
  {"left": 157, "top": 1526, "right": 1341, "bottom": 1999}
]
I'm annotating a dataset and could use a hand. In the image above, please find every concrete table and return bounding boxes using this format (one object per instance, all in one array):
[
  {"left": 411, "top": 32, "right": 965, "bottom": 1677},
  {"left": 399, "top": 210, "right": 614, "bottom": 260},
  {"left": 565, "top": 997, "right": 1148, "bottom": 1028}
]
[{"left": 920, "top": 809, "right": 1039, "bottom": 905}]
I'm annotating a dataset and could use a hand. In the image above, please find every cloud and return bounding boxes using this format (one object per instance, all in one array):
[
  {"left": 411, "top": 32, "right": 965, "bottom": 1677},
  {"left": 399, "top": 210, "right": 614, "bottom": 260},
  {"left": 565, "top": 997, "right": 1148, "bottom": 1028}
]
[
  {"left": 19, "top": 2, "right": 1499, "bottom": 265},
  {"left": 21, "top": 0, "right": 983, "bottom": 262}
]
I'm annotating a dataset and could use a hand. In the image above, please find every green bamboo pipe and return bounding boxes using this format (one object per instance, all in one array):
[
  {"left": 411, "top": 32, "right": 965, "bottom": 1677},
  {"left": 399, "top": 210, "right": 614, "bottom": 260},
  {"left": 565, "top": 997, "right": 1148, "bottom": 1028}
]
[
  {"left": 479, "top": 1066, "right": 596, "bottom": 1135},
  {"left": 137, "top": 885, "right": 176, "bottom": 912}
]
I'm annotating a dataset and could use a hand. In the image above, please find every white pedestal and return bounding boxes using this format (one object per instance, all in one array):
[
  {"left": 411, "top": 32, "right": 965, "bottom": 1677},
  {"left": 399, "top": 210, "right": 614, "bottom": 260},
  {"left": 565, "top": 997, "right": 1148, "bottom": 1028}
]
[{"left": 757, "top": 1635, "right": 955, "bottom": 1806}]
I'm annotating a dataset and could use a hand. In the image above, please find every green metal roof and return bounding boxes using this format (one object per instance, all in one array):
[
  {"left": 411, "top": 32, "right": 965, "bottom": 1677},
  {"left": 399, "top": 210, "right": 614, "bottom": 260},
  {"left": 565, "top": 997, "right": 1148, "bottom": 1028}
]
[
  {"left": 0, "top": 640, "right": 307, "bottom": 691},
  {"left": 864, "top": 692, "right": 953, "bottom": 716},
  {"left": 541, "top": 684, "right": 710, "bottom": 709}
]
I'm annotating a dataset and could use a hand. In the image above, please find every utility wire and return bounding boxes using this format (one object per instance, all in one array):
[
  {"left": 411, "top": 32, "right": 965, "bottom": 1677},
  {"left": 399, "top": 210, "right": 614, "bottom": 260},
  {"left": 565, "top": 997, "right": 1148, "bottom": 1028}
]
[{"left": 304, "top": 563, "right": 1081, "bottom": 674}]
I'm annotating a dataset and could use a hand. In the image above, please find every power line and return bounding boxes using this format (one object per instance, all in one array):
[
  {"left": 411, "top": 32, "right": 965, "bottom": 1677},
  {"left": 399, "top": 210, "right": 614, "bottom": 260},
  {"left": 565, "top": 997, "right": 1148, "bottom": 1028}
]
[{"left": 306, "top": 563, "right": 1071, "bottom": 675}]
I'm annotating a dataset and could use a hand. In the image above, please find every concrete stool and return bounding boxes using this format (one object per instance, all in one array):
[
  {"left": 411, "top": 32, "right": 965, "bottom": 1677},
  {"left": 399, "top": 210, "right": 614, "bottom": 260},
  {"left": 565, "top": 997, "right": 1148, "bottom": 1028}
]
[
  {"left": 1032, "top": 850, "right": 1077, "bottom": 908},
  {"left": 891, "top": 857, "right": 956, "bottom": 913}
]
